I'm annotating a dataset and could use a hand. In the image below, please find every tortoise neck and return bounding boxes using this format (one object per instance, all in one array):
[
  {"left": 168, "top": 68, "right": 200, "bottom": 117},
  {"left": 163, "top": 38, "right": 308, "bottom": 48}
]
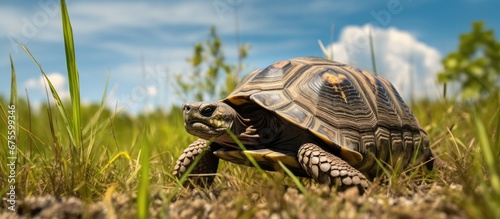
[{"left": 214, "top": 105, "right": 278, "bottom": 147}]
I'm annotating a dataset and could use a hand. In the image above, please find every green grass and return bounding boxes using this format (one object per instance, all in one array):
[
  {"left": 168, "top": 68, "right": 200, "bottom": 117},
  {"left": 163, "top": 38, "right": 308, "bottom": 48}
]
[
  {"left": 1, "top": 0, "right": 500, "bottom": 218},
  {"left": 411, "top": 96, "right": 500, "bottom": 218},
  {"left": 137, "top": 126, "right": 151, "bottom": 219}
]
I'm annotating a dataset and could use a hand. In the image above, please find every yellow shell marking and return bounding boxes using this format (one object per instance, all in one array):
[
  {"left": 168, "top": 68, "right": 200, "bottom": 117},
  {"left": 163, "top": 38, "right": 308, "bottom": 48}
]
[
  {"left": 271, "top": 60, "right": 291, "bottom": 69},
  {"left": 322, "top": 73, "right": 348, "bottom": 103}
]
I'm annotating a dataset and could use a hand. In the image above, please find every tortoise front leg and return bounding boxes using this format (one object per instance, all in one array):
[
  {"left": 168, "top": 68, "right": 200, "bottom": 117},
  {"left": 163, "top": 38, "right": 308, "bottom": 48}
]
[
  {"left": 173, "top": 139, "right": 220, "bottom": 187},
  {"left": 298, "top": 143, "right": 369, "bottom": 193}
]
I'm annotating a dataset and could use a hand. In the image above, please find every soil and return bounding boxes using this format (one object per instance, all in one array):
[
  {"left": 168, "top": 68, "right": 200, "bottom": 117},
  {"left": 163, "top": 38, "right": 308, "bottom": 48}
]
[{"left": 0, "top": 183, "right": 466, "bottom": 219}]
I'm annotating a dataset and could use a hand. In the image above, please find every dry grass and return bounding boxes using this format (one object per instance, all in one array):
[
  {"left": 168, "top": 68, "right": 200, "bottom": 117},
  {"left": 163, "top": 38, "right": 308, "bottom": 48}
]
[
  {"left": 1, "top": 0, "right": 499, "bottom": 218},
  {"left": 1, "top": 96, "right": 498, "bottom": 218}
]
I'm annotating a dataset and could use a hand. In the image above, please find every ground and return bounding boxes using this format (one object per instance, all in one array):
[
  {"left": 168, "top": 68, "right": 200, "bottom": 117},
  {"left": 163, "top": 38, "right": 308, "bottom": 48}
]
[{"left": 1, "top": 173, "right": 467, "bottom": 219}]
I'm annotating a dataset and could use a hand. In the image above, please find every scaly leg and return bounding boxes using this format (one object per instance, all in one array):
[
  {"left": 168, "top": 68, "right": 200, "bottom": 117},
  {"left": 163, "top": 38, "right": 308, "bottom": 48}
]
[
  {"left": 298, "top": 143, "right": 369, "bottom": 193},
  {"left": 173, "top": 139, "right": 220, "bottom": 187}
]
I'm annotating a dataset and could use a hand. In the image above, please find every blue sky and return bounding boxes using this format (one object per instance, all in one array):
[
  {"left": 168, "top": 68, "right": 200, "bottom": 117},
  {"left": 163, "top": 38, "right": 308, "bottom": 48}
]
[{"left": 1, "top": 0, "right": 499, "bottom": 113}]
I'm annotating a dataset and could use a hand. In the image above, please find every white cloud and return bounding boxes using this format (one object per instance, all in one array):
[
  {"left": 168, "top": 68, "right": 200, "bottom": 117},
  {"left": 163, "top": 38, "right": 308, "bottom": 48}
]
[
  {"left": 327, "top": 24, "right": 442, "bottom": 99},
  {"left": 24, "top": 72, "right": 70, "bottom": 100},
  {"left": 0, "top": 1, "right": 62, "bottom": 45},
  {"left": 147, "top": 86, "right": 157, "bottom": 96},
  {"left": 0, "top": 7, "right": 25, "bottom": 36}
]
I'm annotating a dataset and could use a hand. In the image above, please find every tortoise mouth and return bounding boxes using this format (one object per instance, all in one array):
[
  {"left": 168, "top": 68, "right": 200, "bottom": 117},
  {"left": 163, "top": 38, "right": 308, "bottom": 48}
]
[{"left": 185, "top": 121, "right": 227, "bottom": 136}]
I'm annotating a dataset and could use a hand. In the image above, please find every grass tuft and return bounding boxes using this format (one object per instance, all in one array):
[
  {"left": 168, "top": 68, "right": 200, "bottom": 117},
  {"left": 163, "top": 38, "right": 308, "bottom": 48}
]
[{"left": 60, "top": 0, "right": 83, "bottom": 153}]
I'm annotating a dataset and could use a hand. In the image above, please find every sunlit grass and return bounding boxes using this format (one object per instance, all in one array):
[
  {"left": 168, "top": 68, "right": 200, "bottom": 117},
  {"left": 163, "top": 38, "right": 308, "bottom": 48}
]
[
  {"left": 61, "top": 0, "right": 83, "bottom": 159},
  {"left": 1, "top": 0, "right": 500, "bottom": 218},
  {"left": 9, "top": 55, "right": 17, "bottom": 115},
  {"left": 2, "top": 52, "right": 500, "bottom": 218},
  {"left": 412, "top": 95, "right": 500, "bottom": 218},
  {"left": 137, "top": 127, "right": 151, "bottom": 219}
]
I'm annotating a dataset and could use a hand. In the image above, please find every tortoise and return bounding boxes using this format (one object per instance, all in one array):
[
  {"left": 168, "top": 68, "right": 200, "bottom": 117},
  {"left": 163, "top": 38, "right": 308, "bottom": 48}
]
[{"left": 173, "top": 57, "right": 437, "bottom": 191}]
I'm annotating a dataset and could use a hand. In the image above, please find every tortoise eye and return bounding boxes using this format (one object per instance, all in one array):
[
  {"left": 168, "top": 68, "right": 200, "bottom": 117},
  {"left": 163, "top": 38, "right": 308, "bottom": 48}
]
[{"left": 201, "top": 106, "right": 216, "bottom": 117}]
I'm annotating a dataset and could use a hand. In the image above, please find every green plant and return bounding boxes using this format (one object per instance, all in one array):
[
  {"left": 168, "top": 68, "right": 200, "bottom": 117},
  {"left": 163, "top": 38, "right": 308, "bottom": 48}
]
[
  {"left": 176, "top": 26, "right": 249, "bottom": 101},
  {"left": 6, "top": 0, "right": 129, "bottom": 199},
  {"left": 17, "top": 0, "right": 90, "bottom": 197},
  {"left": 438, "top": 21, "right": 500, "bottom": 99}
]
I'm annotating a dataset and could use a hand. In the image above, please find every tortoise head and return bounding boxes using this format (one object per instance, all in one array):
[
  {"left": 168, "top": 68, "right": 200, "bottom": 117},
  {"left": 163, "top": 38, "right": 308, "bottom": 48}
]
[
  {"left": 183, "top": 101, "right": 264, "bottom": 147},
  {"left": 183, "top": 102, "right": 236, "bottom": 140}
]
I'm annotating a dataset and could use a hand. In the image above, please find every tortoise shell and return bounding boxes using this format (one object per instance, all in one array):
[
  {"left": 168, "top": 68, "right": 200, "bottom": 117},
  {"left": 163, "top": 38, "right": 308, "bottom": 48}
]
[{"left": 223, "top": 57, "right": 428, "bottom": 173}]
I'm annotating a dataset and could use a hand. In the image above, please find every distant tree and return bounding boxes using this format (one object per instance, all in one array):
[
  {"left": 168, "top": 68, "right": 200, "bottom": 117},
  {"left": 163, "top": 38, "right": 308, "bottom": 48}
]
[
  {"left": 438, "top": 21, "right": 500, "bottom": 99},
  {"left": 176, "top": 26, "right": 249, "bottom": 101}
]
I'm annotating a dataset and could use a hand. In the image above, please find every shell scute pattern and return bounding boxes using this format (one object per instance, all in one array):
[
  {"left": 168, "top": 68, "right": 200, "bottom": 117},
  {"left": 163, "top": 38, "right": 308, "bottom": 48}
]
[{"left": 225, "top": 57, "right": 428, "bottom": 173}]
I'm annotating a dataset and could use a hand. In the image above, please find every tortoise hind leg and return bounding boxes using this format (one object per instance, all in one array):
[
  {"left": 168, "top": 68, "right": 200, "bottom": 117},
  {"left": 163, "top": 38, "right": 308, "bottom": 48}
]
[
  {"left": 173, "top": 139, "right": 220, "bottom": 187},
  {"left": 298, "top": 143, "right": 369, "bottom": 193}
]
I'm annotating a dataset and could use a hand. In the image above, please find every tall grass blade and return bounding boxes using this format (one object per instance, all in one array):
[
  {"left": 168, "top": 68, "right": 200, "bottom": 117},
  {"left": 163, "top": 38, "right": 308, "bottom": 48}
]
[
  {"left": 495, "top": 93, "right": 500, "bottom": 153},
  {"left": 278, "top": 161, "right": 306, "bottom": 194},
  {"left": 100, "top": 151, "right": 132, "bottom": 174},
  {"left": 164, "top": 144, "right": 208, "bottom": 214},
  {"left": 175, "top": 147, "right": 207, "bottom": 186},
  {"left": 60, "top": 0, "right": 83, "bottom": 151},
  {"left": 9, "top": 55, "right": 17, "bottom": 109},
  {"left": 9, "top": 54, "right": 18, "bottom": 165},
  {"left": 137, "top": 129, "right": 151, "bottom": 219},
  {"left": 369, "top": 27, "right": 377, "bottom": 75},
  {"left": 318, "top": 39, "right": 331, "bottom": 61},
  {"left": 164, "top": 146, "right": 209, "bottom": 216},
  {"left": 474, "top": 113, "right": 500, "bottom": 195},
  {"left": 318, "top": 24, "right": 335, "bottom": 61},
  {"left": 82, "top": 70, "right": 111, "bottom": 150},
  {"left": 19, "top": 44, "right": 75, "bottom": 145},
  {"left": 101, "top": 70, "right": 111, "bottom": 106},
  {"left": 278, "top": 161, "right": 322, "bottom": 213},
  {"left": 225, "top": 129, "right": 267, "bottom": 177},
  {"left": 443, "top": 83, "right": 447, "bottom": 99},
  {"left": 25, "top": 89, "right": 33, "bottom": 156}
]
